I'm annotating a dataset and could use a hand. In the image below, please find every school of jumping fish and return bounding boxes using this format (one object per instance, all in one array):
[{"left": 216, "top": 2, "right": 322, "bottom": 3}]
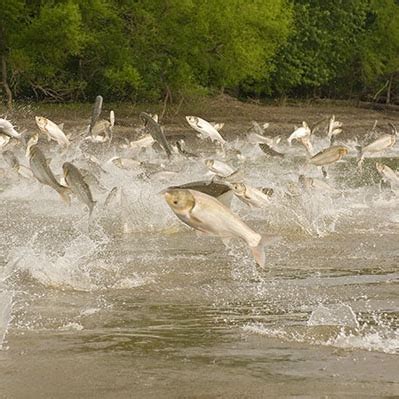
[{"left": 1, "top": 95, "right": 398, "bottom": 269}]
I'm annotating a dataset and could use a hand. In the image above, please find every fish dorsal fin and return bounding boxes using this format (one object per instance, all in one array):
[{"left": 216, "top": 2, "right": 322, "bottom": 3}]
[{"left": 211, "top": 122, "right": 224, "bottom": 131}]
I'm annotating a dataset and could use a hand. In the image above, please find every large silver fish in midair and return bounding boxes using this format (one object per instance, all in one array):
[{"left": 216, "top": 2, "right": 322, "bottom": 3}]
[{"left": 163, "top": 188, "right": 266, "bottom": 268}]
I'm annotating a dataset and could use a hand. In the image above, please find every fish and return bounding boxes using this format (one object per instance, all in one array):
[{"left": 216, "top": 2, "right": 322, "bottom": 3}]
[
  {"left": 357, "top": 132, "right": 396, "bottom": 168},
  {"left": 140, "top": 112, "right": 173, "bottom": 157},
  {"left": 35, "top": 116, "right": 70, "bottom": 147},
  {"left": 309, "top": 145, "right": 348, "bottom": 166},
  {"left": 258, "top": 143, "right": 284, "bottom": 158},
  {"left": 186, "top": 116, "right": 226, "bottom": 145},
  {"left": 288, "top": 122, "right": 310, "bottom": 145},
  {"left": 89, "top": 95, "right": 103, "bottom": 135},
  {"left": 298, "top": 135, "right": 313, "bottom": 155},
  {"left": 62, "top": 162, "right": 96, "bottom": 215},
  {"left": 163, "top": 188, "right": 266, "bottom": 268},
  {"left": 327, "top": 115, "right": 343, "bottom": 144},
  {"left": 204, "top": 159, "right": 237, "bottom": 178},
  {"left": 0, "top": 118, "right": 21, "bottom": 138},
  {"left": 29, "top": 145, "right": 70, "bottom": 204},
  {"left": 247, "top": 132, "right": 281, "bottom": 146},
  {"left": 357, "top": 134, "right": 396, "bottom": 156},
  {"left": 229, "top": 182, "right": 271, "bottom": 208},
  {"left": 168, "top": 180, "right": 233, "bottom": 207},
  {"left": 375, "top": 162, "right": 399, "bottom": 189}
]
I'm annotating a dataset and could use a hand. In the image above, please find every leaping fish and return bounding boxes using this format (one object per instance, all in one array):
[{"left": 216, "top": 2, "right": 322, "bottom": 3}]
[
  {"left": 375, "top": 162, "right": 399, "bottom": 190},
  {"left": 29, "top": 145, "right": 70, "bottom": 203},
  {"left": 288, "top": 122, "right": 310, "bottom": 145},
  {"left": 63, "top": 162, "right": 96, "bottom": 215},
  {"left": 204, "top": 159, "right": 238, "bottom": 179},
  {"left": 309, "top": 145, "right": 348, "bottom": 177},
  {"left": 163, "top": 188, "right": 266, "bottom": 268},
  {"left": 140, "top": 112, "right": 173, "bottom": 157},
  {"left": 186, "top": 116, "right": 226, "bottom": 145},
  {"left": 357, "top": 124, "right": 397, "bottom": 167},
  {"left": 89, "top": 95, "right": 103, "bottom": 135},
  {"left": 229, "top": 182, "right": 271, "bottom": 208},
  {"left": 35, "top": 116, "right": 70, "bottom": 147},
  {"left": 327, "top": 115, "right": 343, "bottom": 144},
  {"left": 0, "top": 118, "right": 21, "bottom": 138}
]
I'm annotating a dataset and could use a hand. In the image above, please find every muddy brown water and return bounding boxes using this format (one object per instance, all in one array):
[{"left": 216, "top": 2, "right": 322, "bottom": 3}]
[{"left": 0, "top": 101, "right": 398, "bottom": 398}]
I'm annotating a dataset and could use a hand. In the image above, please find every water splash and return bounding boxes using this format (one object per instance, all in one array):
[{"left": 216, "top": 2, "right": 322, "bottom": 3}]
[{"left": 243, "top": 303, "right": 398, "bottom": 354}]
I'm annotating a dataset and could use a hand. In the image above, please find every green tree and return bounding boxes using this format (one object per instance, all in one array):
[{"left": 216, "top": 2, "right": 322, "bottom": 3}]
[
  {"left": 355, "top": 0, "right": 399, "bottom": 103},
  {"left": 0, "top": 0, "right": 25, "bottom": 108},
  {"left": 9, "top": 0, "right": 87, "bottom": 101},
  {"left": 269, "top": 0, "right": 368, "bottom": 98}
]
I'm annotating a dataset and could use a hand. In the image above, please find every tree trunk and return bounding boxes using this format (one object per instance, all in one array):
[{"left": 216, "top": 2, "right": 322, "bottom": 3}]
[{"left": 1, "top": 55, "right": 12, "bottom": 110}]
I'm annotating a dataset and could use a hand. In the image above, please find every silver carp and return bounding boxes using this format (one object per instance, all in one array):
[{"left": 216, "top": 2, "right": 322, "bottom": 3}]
[
  {"left": 163, "top": 188, "right": 266, "bottom": 268},
  {"left": 29, "top": 145, "right": 70, "bottom": 204},
  {"left": 63, "top": 162, "right": 96, "bottom": 215}
]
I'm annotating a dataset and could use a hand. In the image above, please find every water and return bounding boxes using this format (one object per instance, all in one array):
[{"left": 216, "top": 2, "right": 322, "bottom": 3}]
[{"left": 0, "top": 116, "right": 398, "bottom": 398}]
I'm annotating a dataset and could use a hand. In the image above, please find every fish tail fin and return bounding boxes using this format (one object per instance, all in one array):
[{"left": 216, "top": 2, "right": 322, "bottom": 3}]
[
  {"left": 250, "top": 237, "right": 266, "bottom": 269},
  {"left": 58, "top": 186, "right": 71, "bottom": 205},
  {"left": 250, "top": 234, "right": 282, "bottom": 268}
]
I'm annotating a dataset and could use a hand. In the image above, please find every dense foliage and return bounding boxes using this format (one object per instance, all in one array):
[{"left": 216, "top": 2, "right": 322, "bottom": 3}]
[{"left": 1, "top": 0, "right": 399, "bottom": 104}]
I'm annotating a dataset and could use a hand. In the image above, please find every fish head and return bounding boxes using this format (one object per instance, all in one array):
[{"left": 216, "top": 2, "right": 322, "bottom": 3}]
[
  {"left": 164, "top": 189, "right": 195, "bottom": 213},
  {"left": 186, "top": 116, "right": 197, "bottom": 125},
  {"left": 35, "top": 116, "right": 47, "bottom": 130},
  {"left": 338, "top": 146, "right": 349, "bottom": 156},
  {"left": 230, "top": 182, "right": 246, "bottom": 195}
]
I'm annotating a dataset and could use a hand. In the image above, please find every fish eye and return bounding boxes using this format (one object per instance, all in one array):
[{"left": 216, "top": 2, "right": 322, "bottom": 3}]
[{"left": 173, "top": 200, "right": 178, "bottom": 205}]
